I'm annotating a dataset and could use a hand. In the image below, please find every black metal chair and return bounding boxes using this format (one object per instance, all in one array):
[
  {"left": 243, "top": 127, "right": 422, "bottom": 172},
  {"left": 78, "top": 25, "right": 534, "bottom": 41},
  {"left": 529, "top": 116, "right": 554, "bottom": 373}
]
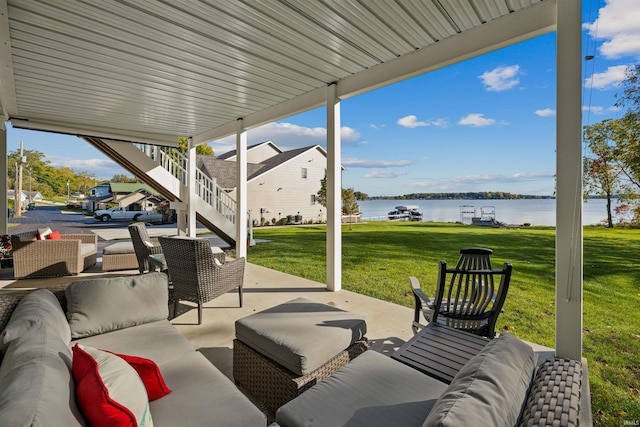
[
  {"left": 411, "top": 248, "right": 495, "bottom": 334},
  {"left": 159, "top": 236, "right": 245, "bottom": 325},
  {"left": 128, "top": 222, "right": 163, "bottom": 273}
]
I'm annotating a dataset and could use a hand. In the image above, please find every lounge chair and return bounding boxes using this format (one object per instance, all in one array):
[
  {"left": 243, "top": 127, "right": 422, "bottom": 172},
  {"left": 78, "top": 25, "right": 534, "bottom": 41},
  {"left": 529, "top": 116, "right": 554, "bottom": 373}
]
[{"left": 411, "top": 247, "right": 493, "bottom": 333}]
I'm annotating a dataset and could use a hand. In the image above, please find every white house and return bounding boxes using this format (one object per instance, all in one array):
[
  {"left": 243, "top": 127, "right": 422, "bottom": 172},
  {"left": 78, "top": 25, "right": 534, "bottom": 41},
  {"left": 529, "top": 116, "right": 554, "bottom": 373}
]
[
  {"left": 7, "top": 190, "right": 43, "bottom": 210},
  {"left": 199, "top": 141, "right": 333, "bottom": 224}
]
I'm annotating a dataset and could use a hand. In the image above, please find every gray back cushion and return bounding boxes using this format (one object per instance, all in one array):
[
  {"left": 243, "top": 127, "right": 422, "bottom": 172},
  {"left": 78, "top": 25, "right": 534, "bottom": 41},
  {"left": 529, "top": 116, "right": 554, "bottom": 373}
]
[
  {"left": 1, "top": 289, "right": 70, "bottom": 345},
  {"left": 0, "top": 322, "right": 84, "bottom": 426},
  {"left": 66, "top": 272, "right": 169, "bottom": 339},
  {"left": 423, "top": 332, "right": 536, "bottom": 427}
]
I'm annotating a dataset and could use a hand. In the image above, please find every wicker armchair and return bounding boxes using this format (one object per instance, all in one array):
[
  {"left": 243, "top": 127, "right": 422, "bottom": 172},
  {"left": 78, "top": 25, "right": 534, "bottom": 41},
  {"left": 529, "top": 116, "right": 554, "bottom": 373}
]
[
  {"left": 10, "top": 231, "right": 97, "bottom": 279},
  {"left": 159, "top": 236, "right": 245, "bottom": 325},
  {"left": 411, "top": 248, "right": 494, "bottom": 333},
  {"left": 128, "top": 222, "right": 163, "bottom": 273}
]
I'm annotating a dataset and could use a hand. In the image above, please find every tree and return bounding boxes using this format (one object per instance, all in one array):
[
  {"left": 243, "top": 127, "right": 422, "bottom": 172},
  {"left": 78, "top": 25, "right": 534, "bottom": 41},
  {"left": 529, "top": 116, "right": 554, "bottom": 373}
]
[
  {"left": 342, "top": 188, "right": 360, "bottom": 216},
  {"left": 583, "top": 119, "right": 624, "bottom": 227},
  {"left": 111, "top": 174, "right": 139, "bottom": 183},
  {"left": 178, "top": 137, "right": 214, "bottom": 156},
  {"left": 317, "top": 170, "right": 327, "bottom": 207}
]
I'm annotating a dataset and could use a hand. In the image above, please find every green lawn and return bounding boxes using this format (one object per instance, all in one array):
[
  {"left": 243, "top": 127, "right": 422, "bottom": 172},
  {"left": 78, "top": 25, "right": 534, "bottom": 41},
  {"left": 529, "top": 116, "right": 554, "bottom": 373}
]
[{"left": 248, "top": 222, "right": 640, "bottom": 426}]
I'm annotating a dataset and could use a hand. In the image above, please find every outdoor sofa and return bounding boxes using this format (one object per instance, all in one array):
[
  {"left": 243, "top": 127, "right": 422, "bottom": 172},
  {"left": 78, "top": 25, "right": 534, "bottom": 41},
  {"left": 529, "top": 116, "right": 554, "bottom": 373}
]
[
  {"left": 0, "top": 272, "right": 267, "bottom": 427},
  {"left": 10, "top": 229, "right": 97, "bottom": 279},
  {"left": 0, "top": 271, "right": 588, "bottom": 427},
  {"left": 272, "top": 333, "right": 587, "bottom": 427}
]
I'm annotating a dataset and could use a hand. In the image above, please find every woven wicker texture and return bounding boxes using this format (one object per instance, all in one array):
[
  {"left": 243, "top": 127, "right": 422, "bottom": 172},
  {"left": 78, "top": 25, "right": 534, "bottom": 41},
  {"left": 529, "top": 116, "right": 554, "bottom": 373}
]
[
  {"left": 11, "top": 231, "right": 97, "bottom": 279},
  {"left": 102, "top": 253, "right": 139, "bottom": 272},
  {"left": 128, "top": 223, "right": 163, "bottom": 273},
  {"left": 519, "top": 358, "right": 582, "bottom": 427},
  {"left": 158, "top": 236, "right": 245, "bottom": 324},
  {"left": 233, "top": 338, "right": 368, "bottom": 413}
]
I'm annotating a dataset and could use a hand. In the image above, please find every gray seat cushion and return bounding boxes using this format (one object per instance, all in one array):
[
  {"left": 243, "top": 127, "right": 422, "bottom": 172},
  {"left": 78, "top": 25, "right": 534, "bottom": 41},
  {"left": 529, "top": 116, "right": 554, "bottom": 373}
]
[
  {"left": 276, "top": 350, "right": 448, "bottom": 427},
  {"left": 422, "top": 332, "right": 536, "bottom": 427},
  {"left": 103, "top": 242, "right": 135, "bottom": 255},
  {"left": 235, "top": 297, "right": 367, "bottom": 375},
  {"left": 80, "top": 243, "right": 96, "bottom": 256},
  {"left": 149, "top": 351, "right": 267, "bottom": 427},
  {"left": 73, "top": 320, "right": 193, "bottom": 367}
]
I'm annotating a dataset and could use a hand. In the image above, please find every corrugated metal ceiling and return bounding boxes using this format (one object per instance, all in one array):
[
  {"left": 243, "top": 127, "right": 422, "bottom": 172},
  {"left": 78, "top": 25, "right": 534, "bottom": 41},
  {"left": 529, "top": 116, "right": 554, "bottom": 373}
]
[{"left": 0, "top": 0, "right": 552, "bottom": 145}]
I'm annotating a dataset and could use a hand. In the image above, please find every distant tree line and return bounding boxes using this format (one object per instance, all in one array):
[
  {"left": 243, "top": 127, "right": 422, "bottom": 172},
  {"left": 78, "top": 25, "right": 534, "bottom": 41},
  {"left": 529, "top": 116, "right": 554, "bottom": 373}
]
[{"left": 359, "top": 192, "right": 554, "bottom": 201}]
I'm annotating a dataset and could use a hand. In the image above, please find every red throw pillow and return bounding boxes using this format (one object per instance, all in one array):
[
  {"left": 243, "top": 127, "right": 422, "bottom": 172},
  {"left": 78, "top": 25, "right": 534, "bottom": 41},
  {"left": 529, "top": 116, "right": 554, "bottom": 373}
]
[
  {"left": 71, "top": 344, "right": 153, "bottom": 427},
  {"left": 47, "top": 231, "right": 62, "bottom": 240},
  {"left": 105, "top": 351, "right": 171, "bottom": 401}
]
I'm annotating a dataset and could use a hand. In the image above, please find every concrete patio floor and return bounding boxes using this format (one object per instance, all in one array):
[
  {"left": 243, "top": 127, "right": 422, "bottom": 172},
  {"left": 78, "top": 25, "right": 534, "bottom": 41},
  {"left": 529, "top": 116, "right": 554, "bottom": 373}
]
[{"left": 0, "top": 255, "right": 416, "bottom": 382}]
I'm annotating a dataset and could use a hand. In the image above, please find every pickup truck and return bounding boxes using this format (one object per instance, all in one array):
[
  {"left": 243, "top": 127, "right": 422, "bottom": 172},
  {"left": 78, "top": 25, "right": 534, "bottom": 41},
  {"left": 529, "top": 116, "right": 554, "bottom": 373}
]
[{"left": 94, "top": 207, "right": 155, "bottom": 222}]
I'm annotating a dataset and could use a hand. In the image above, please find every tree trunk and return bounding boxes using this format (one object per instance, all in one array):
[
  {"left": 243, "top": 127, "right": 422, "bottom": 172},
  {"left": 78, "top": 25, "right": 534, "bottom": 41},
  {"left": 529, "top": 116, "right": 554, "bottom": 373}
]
[{"left": 606, "top": 194, "right": 614, "bottom": 227}]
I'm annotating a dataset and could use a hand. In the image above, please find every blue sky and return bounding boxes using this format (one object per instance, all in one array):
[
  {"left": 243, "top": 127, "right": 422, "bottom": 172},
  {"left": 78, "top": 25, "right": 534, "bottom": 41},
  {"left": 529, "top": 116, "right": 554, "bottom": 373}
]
[{"left": 7, "top": 0, "right": 639, "bottom": 197}]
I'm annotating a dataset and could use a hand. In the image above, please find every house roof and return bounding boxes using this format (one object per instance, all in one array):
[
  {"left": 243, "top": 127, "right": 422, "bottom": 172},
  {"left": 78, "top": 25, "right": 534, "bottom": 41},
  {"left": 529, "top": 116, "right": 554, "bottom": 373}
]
[
  {"left": 0, "top": 1, "right": 555, "bottom": 145},
  {"left": 217, "top": 141, "right": 282, "bottom": 161},
  {"left": 197, "top": 157, "right": 265, "bottom": 189},
  {"left": 108, "top": 182, "right": 159, "bottom": 195},
  {"left": 199, "top": 143, "right": 326, "bottom": 188}
]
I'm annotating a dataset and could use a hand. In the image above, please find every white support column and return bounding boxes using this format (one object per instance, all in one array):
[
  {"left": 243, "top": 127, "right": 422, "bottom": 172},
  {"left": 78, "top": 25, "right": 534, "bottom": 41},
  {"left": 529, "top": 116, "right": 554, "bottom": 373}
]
[
  {"left": 186, "top": 138, "right": 197, "bottom": 237},
  {"left": 326, "top": 84, "right": 342, "bottom": 292},
  {"left": 236, "top": 120, "right": 248, "bottom": 258},
  {"left": 555, "top": 0, "right": 583, "bottom": 360},
  {"left": 0, "top": 123, "right": 7, "bottom": 234}
]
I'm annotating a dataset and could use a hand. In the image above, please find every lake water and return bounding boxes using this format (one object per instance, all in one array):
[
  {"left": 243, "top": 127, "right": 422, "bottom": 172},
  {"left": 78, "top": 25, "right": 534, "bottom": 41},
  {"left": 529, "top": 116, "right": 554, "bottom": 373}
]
[{"left": 358, "top": 199, "right": 616, "bottom": 227}]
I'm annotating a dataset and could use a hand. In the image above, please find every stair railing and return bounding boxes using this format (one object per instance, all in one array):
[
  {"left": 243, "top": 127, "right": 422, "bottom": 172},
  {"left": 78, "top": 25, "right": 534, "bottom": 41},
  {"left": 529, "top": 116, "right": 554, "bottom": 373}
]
[{"left": 135, "top": 144, "right": 236, "bottom": 224}]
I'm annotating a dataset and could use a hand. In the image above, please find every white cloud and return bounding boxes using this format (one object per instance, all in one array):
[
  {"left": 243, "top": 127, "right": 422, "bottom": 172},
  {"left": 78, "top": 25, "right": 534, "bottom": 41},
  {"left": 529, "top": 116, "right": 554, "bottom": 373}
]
[
  {"left": 397, "top": 115, "right": 428, "bottom": 128},
  {"left": 397, "top": 115, "right": 449, "bottom": 128},
  {"left": 213, "top": 121, "right": 361, "bottom": 153},
  {"left": 535, "top": 108, "right": 556, "bottom": 117},
  {"left": 407, "top": 172, "right": 554, "bottom": 191},
  {"left": 585, "top": 65, "right": 629, "bottom": 90},
  {"left": 478, "top": 65, "right": 521, "bottom": 91},
  {"left": 363, "top": 170, "right": 407, "bottom": 179},
  {"left": 458, "top": 113, "right": 498, "bottom": 127},
  {"left": 342, "top": 158, "right": 412, "bottom": 168},
  {"left": 584, "top": 0, "right": 640, "bottom": 59},
  {"left": 582, "top": 105, "right": 619, "bottom": 115}
]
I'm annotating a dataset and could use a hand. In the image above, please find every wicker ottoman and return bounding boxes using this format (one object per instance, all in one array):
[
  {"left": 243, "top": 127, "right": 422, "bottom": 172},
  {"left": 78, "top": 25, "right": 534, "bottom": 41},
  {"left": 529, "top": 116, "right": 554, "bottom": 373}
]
[
  {"left": 233, "top": 297, "right": 368, "bottom": 412},
  {"left": 102, "top": 242, "right": 138, "bottom": 271}
]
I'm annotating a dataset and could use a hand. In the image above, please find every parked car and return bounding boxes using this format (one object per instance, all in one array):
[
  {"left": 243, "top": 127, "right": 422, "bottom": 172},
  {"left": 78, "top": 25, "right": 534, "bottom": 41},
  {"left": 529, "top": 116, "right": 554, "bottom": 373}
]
[{"left": 94, "top": 207, "right": 153, "bottom": 222}]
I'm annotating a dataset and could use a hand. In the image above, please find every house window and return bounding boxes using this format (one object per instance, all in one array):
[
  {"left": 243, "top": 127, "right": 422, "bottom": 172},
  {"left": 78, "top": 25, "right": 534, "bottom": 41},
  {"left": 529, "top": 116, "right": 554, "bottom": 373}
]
[
  {"left": 301, "top": 168, "right": 308, "bottom": 179},
  {"left": 311, "top": 194, "right": 317, "bottom": 205}
]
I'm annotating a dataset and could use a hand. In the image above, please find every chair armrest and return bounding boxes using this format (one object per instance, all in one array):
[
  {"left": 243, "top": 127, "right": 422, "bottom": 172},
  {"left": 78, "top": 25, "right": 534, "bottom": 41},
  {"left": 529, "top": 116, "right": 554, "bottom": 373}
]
[
  {"left": 410, "top": 276, "right": 434, "bottom": 331},
  {"left": 61, "top": 234, "right": 98, "bottom": 245}
]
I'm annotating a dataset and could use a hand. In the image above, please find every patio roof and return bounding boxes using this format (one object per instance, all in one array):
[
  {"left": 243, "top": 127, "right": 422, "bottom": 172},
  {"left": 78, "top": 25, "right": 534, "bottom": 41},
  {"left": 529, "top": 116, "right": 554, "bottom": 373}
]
[
  {"left": 0, "top": 0, "right": 555, "bottom": 145},
  {"left": 0, "top": 0, "right": 584, "bottom": 361}
]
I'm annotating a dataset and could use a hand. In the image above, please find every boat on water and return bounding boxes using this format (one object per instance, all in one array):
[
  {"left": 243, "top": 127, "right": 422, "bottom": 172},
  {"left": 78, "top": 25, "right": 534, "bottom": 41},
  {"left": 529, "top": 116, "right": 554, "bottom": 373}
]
[{"left": 388, "top": 205, "right": 423, "bottom": 221}]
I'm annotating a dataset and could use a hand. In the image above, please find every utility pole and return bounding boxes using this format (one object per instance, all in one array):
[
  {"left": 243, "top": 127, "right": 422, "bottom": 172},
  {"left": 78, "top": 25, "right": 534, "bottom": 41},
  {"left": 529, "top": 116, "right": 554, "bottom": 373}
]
[{"left": 15, "top": 141, "right": 24, "bottom": 218}]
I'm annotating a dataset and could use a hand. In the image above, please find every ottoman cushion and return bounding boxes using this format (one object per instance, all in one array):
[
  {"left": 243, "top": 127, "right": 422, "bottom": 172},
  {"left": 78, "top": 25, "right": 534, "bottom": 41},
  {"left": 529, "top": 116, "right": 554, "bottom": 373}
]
[
  {"left": 103, "top": 242, "right": 135, "bottom": 255},
  {"left": 235, "top": 297, "right": 367, "bottom": 376}
]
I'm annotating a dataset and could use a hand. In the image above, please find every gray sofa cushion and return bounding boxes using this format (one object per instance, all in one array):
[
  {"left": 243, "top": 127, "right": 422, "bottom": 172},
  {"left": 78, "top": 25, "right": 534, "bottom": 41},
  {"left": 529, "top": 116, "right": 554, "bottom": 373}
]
[
  {"left": 80, "top": 243, "right": 96, "bottom": 256},
  {"left": 1, "top": 289, "right": 70, "bottom": 345},
  {"left": 276, "top": 350, "right": 448, "bottom": 427},
  {"left": 236, "top": 297, "right": 367, "bottom": 375},
  {"left": 0, "top": 322, "right": 84, "bottom": 427},
  {"left": 66, "top": 272, "right": 169, "bottom": 339},
  {"left": 423, "top": 332, "right": 536, "bottom": 427},
  {"left": 149, "top": 351, "right": 267, "bottom": 427},
  {"left": 73, "top": 320, "right": 194, "bottom": 367}
]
